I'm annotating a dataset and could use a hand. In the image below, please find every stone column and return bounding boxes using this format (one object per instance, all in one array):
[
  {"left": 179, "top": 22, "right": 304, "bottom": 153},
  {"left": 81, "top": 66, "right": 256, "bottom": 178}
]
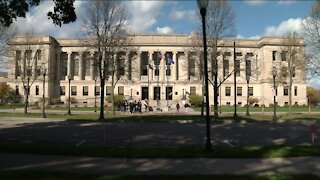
[
  {"left": 67, "top": 52, "right": 72, "bottom": 79},
  {"left": 137, "top": 51, "right": 141, "bottom": 81},
  {"left": 161, "top": 51, "right": 166, "bottom": 81},
  {"left": 32, "top": 50, "right": 37, "bottom": 79},
  {"left": 181, "top": 51, "right": 188, "bottom": 81},
  {"left": 79, "top": 52, "right": 83, "bottom": 80},
  {"left": 172, "top": 51, "right": 177, "bottom": 81},
  {"left": 148, "top": 51, "right": 153, "bottom": 81},
  {"left": 125, "top": 52, "right": 130, "bottom": 80},
  {"left": 90, "top": 52, "right": 95, "bottom": 80},
  {"left": 56, "top": 51, "right": 61, "bottom": 81}
]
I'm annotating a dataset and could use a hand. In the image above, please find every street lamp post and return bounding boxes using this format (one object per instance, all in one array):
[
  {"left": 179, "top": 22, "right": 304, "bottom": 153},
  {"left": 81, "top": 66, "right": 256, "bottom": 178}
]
[
  {"left": 67, "top": 75, "right": 72, "bottom": 115},
  {"left": 94, "top": 77, "right": 97, "bottom": 112},
  {"left": 219, "top": 78, "right": 222, "bottom": 114},
  {"left": 42, "top": 68, "right": 47, "bottom": 118},
  {"left": 198, "top": 0, "right": 211, "bottom": 151},
  {"left": 272, "top": 66, "right": 277, "bottom": 121},
  {"left": 246, "top": 75, "right": 250, "bottom": 116}
]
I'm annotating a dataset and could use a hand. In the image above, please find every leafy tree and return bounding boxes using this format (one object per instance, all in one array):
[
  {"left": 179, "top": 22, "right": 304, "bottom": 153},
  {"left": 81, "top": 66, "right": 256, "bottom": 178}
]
[
  {"left": 307, "top": 86, "right": 320, "bottom": 105},
  {"left": 0, "top": 82, "right": 20, "bottom": 104},
  {"left": 0, "top": 0, "right": 76, "bottom": 27},
  {"left": 189, "top": 94, "right": 203, "bottom": 107}
]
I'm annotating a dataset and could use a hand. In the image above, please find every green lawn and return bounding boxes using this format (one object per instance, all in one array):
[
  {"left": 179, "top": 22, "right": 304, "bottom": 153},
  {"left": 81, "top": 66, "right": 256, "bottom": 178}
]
[
  {"left": 1, "top": 143, "right": 320, "bottom": 158},
  {"left": 0, "top": 171, "right": 319, "bottom": 180},
  {"left": 0, "top": 112, "right": 319, "bottom": 122},
  {"left": 194, "top": 106, "right": 320, "bottom": 113}
]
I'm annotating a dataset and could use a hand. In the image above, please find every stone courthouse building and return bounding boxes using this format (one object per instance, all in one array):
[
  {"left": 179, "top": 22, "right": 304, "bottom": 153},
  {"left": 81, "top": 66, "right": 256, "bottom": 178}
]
[{"left": 6, "top": 32, "right": 307, "bottom": 110}]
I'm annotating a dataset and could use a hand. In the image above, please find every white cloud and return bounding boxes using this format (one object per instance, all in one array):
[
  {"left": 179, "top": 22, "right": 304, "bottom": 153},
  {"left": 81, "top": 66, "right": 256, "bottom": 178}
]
[
  {"left": 244, "top": 0, "right": 266, "bottom": 6},
  {"left": 264, "top": 18, "right": 304, "bottom": 36},
  {"left": 156, "top": 26, "right": 173, "bottom": 34},
  {"left": 309, "top": 78, "right": 320, "bottom": 89},
  {"left": 169, "top": 10, "right": 197, "bottom": 22},
  {"left": 278, "top": 0, "right": 296, "bottom": 5},
  {"left": 125, "top": 1, "right": 165, "bottom": 33},
  {"left": 236, "top": 34, "right": 245, "bottom": 39},
  {"left": 13, "top": 1, "right": 85, "bottom": 38}
]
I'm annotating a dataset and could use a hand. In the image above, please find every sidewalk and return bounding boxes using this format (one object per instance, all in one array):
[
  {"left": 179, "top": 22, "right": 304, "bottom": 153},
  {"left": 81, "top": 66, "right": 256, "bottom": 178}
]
[{"left": 1, "top": 153, "right": 320, "bottom": 175}]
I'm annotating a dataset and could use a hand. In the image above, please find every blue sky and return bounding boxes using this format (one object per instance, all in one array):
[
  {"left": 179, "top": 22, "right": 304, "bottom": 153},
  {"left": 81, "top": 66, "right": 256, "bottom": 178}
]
[{"left": 12, "top": 0, "right": 319, "bottom": 87}]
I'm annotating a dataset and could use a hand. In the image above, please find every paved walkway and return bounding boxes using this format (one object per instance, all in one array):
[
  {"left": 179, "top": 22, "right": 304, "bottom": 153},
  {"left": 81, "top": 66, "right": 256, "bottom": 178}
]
[{"left": 0, "top": 153, "right": 319, "bottom": 175}]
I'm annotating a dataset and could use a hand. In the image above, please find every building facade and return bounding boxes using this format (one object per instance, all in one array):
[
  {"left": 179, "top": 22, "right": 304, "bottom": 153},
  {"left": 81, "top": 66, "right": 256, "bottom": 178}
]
[{"left": 7, "top": 33, "right": 308, "bottom": 110}]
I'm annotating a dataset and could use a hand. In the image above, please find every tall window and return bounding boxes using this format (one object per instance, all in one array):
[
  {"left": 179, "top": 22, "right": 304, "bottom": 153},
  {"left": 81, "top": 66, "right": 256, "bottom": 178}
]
[
  {"left": 16, "top": 86, "right": 19, "bottom": 95},
  {"left": 246, "top": 60, "right": 251, "bottom": 77},
  {"left": 235, "top": 60, "right": 240, "bottom": 77},
  {"left": 190, "top": 86, "right": 196, "bottom": 95},
  {"left": 223, "top": 60, "right": 229, "bottom": 77},
  {"left": 272, "top": 51, "right": 277, "bottom": 61},
  {"left": 15, "top": 50, "right": 21, "bottom": 77},
  {"left": 166, "top": 86, "right": 173, "bottom": 100},
  {"left": 294, "top": 86, "right": 298, "bottom": 96},
  {"left": 83, "top": 86, "right": 88, "bottom": 96},
  {"left": 249, "top": 87, "right": 253, "bottom": 96},
  {"left": 118, "top": 86, "right": 124, "bottom": 95},
  {"left": 106, "top": 86, "right": 112, "bottom": 95},
  {"left": 188, "top": 54, "right": 196, "bottom": 77},
  {"left": 71, "top": 86, "right": 77, "bottom": 96},
  {"left": 281, "top": 51, "right": 287, "bottom": 61},
  {"left": 154, "top": 86, "right": 161, "bottom": 100},
  {"left": 73, "top": 53, "right": 79, "bottom": 76},
  {"left": 117, "top": 54, "right": 125, "bottom": 78},
  {"left": 225, "top": 87, "right": 231, "bottom": 96},
  {"left": 61, "top": 52, "right": 68, "bottom": 78},
  {"left": 95, "top": 86, "right": 100, "bottom": 96},
  {"left": 84, "top": 52, "right": 91, "bottom": 76},
  {"left": 141, "top": 52, "right": 148, "bottom": 76},
  {"left": 60, "top": 86, "right": 66, "bottom": 96},
  {"left": 166, "top": 52, "right": 173, "bottom": 76},
  {"left": 35, "top": 85, "right": 39, "bottom": 95},
  {"left": 237, "top": 87, "right": 242, "bottom": 96},
  {"left": 283, "top": 86, "right": 288, "bottom": 96}
]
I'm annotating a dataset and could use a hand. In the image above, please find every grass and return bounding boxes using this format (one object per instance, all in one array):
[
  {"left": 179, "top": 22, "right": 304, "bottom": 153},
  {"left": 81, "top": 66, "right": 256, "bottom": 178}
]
[
  {"left": 0, "top": 111, "right": 319, "bottom": 122},
  {"left": 1, "top": 143, "right": 320, "bottom": 158},
  {"left": 194, "top": 106, "right": 320, "bottom": 113},
  {"left": 0, "top": 171, "right": 319, "bottom": 180}
]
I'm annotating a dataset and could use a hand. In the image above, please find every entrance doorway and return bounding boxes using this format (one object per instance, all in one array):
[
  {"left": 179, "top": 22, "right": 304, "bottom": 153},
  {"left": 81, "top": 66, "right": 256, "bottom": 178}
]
[{"left": 141, "top": 87, "right": 148, "bottom": 100}]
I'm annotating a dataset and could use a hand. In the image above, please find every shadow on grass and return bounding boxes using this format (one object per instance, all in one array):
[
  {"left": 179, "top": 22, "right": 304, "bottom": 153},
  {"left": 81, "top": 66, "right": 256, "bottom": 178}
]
[
  {"left": 0, "top": 171, "right": 319, "bottom": 180},
  {"left": 1, "top": 142, "right": 320, "bottom": 158}
]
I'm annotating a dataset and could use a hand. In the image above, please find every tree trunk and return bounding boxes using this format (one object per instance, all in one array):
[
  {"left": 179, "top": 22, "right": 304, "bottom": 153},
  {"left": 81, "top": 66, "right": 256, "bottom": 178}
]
[
  {"left": 99, "top": 79, "right": 105, "bottom": 120},
  {"left": 201, "top": 79, "right": 204, "bottom": 116},
  {"left": 112, "top": 76, "right": 115, "bottom": 116},
  {"left": 289, "top": 78, "right": 293, "bottom": 114},
  {"left": 24, "top": 89, "right": 28, "bottom": 114}
]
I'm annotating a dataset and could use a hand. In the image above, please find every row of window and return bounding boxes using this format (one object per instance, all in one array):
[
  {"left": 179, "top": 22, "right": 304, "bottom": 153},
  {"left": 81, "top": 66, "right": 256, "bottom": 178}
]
[{"left": 272, "top": 51, "right": 288, "bottom": 61}]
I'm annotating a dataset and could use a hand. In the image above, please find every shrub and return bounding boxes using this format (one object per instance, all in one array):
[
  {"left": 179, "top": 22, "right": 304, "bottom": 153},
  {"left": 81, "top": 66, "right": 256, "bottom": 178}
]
[
  {"left": 50, "top": 98, "right": 61, "bottom": 105},
  {"left": 105, "top": 95, "right": 124, "bottom": 107},
  {"left": 189, "top": 94, "right": 203, "bottom": 107},
  {"left": 248, "top": 98, "right": 259, "bottom": 105}
]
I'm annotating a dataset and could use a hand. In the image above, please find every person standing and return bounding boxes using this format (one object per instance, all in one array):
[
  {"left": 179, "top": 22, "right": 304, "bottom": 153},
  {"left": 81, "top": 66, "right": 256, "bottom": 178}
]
[{"left": 176, "top": 103, "right": 180, "bottom": 112}]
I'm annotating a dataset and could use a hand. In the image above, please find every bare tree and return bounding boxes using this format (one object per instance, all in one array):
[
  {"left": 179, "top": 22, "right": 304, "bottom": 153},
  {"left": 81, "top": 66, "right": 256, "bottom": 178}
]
[
  {"left": 82, "top": 0, "right": 130, "bottom": 120},
  {"left": 191, "top": 0, "right": 235, "bottom": 116},
  {"left": 277, "top": 32, "right": 305, "bottom": 114},
  {"left": 0, "top": 25, "right": 15, "bottom": 69},
  {"left": 11, "top": 31, "right": 46, "bottom": 114},
  {"left": 302, "top": 1, "right": 320, "bottom": 77}
]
